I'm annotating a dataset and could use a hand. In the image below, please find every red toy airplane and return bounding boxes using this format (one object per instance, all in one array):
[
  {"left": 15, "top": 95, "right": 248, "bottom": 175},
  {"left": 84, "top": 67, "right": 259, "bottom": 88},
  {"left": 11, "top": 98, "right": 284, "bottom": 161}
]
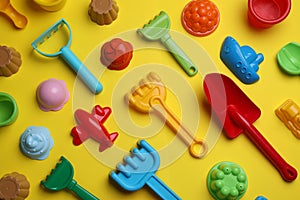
[{"left": 71, "top": 105, "right": 119, "bottom": 152}]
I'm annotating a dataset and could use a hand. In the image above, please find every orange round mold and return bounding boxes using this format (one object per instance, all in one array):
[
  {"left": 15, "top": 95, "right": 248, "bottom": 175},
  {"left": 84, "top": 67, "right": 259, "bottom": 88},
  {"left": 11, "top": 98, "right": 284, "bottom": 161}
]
[{"left": 181, "top": 0, "right": 220, "bottom": 36}]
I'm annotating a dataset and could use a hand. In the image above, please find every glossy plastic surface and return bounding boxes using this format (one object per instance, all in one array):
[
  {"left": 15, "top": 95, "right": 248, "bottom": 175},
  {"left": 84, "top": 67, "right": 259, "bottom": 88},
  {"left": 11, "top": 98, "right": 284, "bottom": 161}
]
[
  {"left": 100, "top": 38, "right": 133, "bottom": 70},
  {"left": 0, "top": 172, "right": 30, "bottom": 200},
  {"left": 36, "top": 78, "right": 70, "bottom": 111},
  {"left": 203, "top": 73, "right": 297, "bottom": 182},
  {"left": 0, "top": 45, "right": 22, "bottom": 77},
  {"left": 137, "top": 11, "right": 198, "bottom": 77},
  {"left": 110, "top": 140, "right": 181, "bottom": 200},
  {"left": 88, "top": 0, "right": 119, "bottom": 25},
  {"left": 71, "top": 105, "right": 119, "bottom": 152},
  {"left": 126, "top": 72, "right": 207, "bottom": 158},
  {"left": 31, "top": 19, "right": 103, "bottom": 94},
  {"left": 181, "top": 0, "right": 220, "bottom": 36},
  {"left": 255, "top": 196, "right": 268, "bottom": 200},
  {"left": 33, "top": 0, "right": 66, "bottom": 11},
  {"left": 220, "top": 36, "right": 264, "bottom": 84},
  {"left": 275, "top": 99, "right": 300, "bottom": 139},
  {"left": 0, "top": 92, "right": 18, "bottom": 127},
  {"left": 0, "top": 0, "right": 27, "bottom": 29},
  {"left": 248, "top": 0, "right": 291, "bottom": 28},
  {"left": 277, "top": 42, "right": 300, "bottom": 75},
  {"left": 41, "top": 156, "right": 99, "bottom": 200},
  {"left": 207, "top": 161, "right": 248, "bottom": 200},
  {"left": 19, "top": 126, "right": 54, "bottom": 160}
]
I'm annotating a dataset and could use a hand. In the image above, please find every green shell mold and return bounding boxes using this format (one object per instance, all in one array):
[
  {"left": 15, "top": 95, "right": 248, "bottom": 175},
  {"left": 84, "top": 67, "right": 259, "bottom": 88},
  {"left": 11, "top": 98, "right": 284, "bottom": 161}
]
[{"left": 207, "top": 161, "right": 248, "bottom": 200}]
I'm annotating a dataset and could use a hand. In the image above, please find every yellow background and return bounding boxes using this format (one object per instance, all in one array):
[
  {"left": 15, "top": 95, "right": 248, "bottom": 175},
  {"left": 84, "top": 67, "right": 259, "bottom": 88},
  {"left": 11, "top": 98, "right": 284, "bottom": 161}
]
[{"left": 1, "top": 0, "right": 300, "bottom": 199}]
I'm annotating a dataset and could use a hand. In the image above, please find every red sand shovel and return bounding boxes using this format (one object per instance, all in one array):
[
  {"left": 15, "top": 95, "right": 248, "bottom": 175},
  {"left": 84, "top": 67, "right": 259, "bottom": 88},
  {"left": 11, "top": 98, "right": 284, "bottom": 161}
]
[{"left": 203, "top": 73, "right": 297, "bottom": 182}]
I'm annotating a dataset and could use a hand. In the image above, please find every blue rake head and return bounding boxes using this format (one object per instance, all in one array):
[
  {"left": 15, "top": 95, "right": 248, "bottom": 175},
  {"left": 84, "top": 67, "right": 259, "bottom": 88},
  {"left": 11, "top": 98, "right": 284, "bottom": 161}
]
[
  {"left": 31, "top": 18, "right": 72, "bottom": 57},
  {"left": 110, "top": 140, "right": 160, "bottom": 191}
]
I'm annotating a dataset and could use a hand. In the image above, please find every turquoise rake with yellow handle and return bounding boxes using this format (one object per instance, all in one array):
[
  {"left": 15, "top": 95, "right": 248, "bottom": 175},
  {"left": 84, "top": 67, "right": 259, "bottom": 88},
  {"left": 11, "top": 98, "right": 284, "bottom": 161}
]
[
  {"left": 138, "top": 11, "right": 198, "bottom": 77},
  {"left": 32, "top": 19, "right": 102, "bottom": 94},
  {"left": 41, "top": 156, "right": 99, "bottom": 200}
]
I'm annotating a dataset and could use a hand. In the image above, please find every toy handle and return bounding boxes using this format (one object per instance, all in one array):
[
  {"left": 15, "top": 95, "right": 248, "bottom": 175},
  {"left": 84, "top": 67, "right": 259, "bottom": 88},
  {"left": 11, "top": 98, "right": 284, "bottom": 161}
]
[
  {"left": 160, "top": 34, "right": 198, "bottom": 77},
  {"left": 60, "top": 46, "right": 103, "bottom": 94},
  {"left": 2, "top": 3, "right": 27, "bottom": 29},
  {"left": 150, "top": 96, "right": 207, "bottom": 158},
  {"left": 68, "top": 180, "right": 99, "bottom": 200},
  {"left": 146, "top": 175, "right": 181, "bottom": 200},
  {"left": 229, "top": 107, "right": 298, "bottom": 182}
]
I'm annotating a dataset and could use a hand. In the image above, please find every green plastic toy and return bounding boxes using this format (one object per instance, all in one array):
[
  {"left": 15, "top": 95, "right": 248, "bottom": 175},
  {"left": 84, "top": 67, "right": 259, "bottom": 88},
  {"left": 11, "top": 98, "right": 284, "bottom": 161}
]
[
  {"left": 207, "top": 161, "right": 248, "bottom": 200},
  {"left": 0, "top": 92, "right": 18, "bottom": 127},
  {"left": 41, "top": 156, "right": 99, "bottom": 200},
  {"left": 138, "top": 11, "right": 198, "bottom": 77},
  {"left": 277, "top": 42, "right": 300, "bottom": 75}
]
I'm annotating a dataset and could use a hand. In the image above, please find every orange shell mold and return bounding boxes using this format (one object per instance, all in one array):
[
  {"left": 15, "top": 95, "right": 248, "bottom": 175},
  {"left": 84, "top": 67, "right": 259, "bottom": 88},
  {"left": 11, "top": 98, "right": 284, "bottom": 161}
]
[
  {"left": 88, "top": 0, "right": 119, "bottom": 25},
  {"left": 0, "top": 46, "right": 22, "bottom": 77},
  {"left": 181, "top": 0, "right": 220, "bottom": 36},
  {"left": 100, "top": 38, "right": 133, "bottom": 70},
  {"left": 0, "top": 172, "right": 30, "bottom": 200}
]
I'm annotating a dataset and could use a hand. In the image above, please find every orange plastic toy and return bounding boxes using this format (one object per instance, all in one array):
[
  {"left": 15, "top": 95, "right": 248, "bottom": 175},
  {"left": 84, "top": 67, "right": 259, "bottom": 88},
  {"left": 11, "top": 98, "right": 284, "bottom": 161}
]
[
  {"left": 275, "top": 99, "right": 300, "bottom": 139},
  {"left": 126, "top": 72, "right": 207, "bottom": 158},
  {"left": 181, "top": 0, "right": 220, "bottom": 36}
]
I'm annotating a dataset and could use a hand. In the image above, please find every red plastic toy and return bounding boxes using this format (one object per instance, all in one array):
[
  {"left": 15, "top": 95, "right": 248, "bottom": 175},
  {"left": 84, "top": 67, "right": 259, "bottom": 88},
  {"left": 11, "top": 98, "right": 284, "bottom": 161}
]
[
  {"left": 203, "top": 73, "right": 297, "bottom": 182},
  {"left": 248, "top": 0, "right": 291, "bottom": 28},
  {"left": 100, "top": 38, "right": 133, "bottom": 70},
  {"left": 181, "top": 0, "right": 220, "bottom": 36},
  {"left": 71, "top": 105, "right": 119, "bottom": 152}
]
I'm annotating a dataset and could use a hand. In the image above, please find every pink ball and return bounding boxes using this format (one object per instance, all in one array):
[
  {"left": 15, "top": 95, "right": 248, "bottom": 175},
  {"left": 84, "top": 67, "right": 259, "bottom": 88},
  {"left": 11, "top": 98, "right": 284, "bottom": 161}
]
[{"left": 36, "top": 78, "right": 70, "bottom": 111}]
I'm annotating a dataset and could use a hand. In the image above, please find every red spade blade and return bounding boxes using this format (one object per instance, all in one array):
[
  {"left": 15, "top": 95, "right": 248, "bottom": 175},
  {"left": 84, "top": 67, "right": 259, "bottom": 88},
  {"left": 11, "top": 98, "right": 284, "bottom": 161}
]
[
  {"left": 203, "top": 73, "right": 297, "bottom": 182},
  {"left": 203, "top": 73, "right": 261, "bottom": 138}
]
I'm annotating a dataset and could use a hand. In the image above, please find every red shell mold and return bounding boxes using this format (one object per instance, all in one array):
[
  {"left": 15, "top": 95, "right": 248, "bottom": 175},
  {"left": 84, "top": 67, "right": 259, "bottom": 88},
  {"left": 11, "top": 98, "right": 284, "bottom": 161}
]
[
  {"left": 100, "top": 38, "right": 133, "bottom": 71},
  {"left": 181, "top": 0, "right": 220, "bottom": 36}
]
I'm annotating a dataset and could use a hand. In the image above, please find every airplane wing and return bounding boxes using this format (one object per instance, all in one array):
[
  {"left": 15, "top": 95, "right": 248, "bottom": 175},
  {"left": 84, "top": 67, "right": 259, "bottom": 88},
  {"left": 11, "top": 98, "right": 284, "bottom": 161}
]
[
  {"left": 71, "top": 126, "right": 89, "bottom": 145},
  {"left": 92, "top": 105, "right": 112, "bottom": 123}
]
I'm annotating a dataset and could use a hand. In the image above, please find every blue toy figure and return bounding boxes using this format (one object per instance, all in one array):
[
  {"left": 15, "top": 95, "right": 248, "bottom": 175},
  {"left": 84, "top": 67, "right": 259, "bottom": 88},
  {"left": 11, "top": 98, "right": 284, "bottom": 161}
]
[{"left": 220, "top": 36, "right": 264, "bottom": 84}]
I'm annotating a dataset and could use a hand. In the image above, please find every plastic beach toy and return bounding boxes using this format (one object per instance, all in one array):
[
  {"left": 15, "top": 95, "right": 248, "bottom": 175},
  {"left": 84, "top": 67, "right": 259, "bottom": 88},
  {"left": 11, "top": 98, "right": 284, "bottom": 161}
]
[
  {"left": 41, "top": 156, "right": 99, "bottom": 200},
  {"left": 88, "top": 0, "right": 119, "bottom": 25},
  {"left": 71, "top": 105, "right": 119, "bottom": 152},
  {"left": 0, "top": 45, "right": 22, "bottom": 77},
  {"left": 181, "top": 0, "right": 220, "bottom": 36},
  {"left": 255, "top": 196, "right": 268, "bottom": 200},
  {"left": 0, "top": 172, "right": 30, "bottom": 200},
  {"left": 0, "top": 0, "right": 28, "bottom": 29},
  {"left": 138, "top": 11, "right": 198, "bottom": 77},
  {"left": 248, "top": 0, "right": 291, "bottom": 28},
  {"left": 203, "top": 73, "right": 298, "bottom": 182},
  {"left": 100, "top": 38, "right": 133, "bottom": 70},
  {"left": 220, "top": 36, "right": 264, "bottom": 84},
  {"left": 0, "top": 92, "right": 18, "bottom": 127},
  {"left": 126, "top": 72, "right": 207, "bottom": 158},
  {"left": 33, "top": 0, "right": 66, "bottom": 12},
  {"left": 20, "top": 126, "right": 54, "bottom": 160},
  {"left": 277, "top": 42, "right": 300, "bottom": 75},
  {"left": 36, "top": 78, "right": 70, "bottom": 112},
  {"left": 207, "top": 161, "right": 248, "bottom": 200},
  {"left": 275, "top": 99, "right": 300, "bottom": 139},
  {"left": 110, "top": 140, "right": 181, "bottom": 200},
  {"left": 31, "top": 19, "right": 103, "bottom": 94}
]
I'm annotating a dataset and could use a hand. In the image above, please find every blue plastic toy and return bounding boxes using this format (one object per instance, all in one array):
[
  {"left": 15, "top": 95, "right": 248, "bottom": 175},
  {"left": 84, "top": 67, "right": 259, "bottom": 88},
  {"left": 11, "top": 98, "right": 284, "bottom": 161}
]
[
  {"left": 255, "top": 196, "right": 268, "bottom": 200},
  {"left": 31, "top": 19, "right": 103, "bottom": 94},
  {"left": 220, "top": 36, "right": 264, "bottom": 84},
  {"left": 20, "top": 126, "right": 54, "bottom": 160},
  {"left": 110, "top": 140, "right": 181, "bottom": 200}
]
